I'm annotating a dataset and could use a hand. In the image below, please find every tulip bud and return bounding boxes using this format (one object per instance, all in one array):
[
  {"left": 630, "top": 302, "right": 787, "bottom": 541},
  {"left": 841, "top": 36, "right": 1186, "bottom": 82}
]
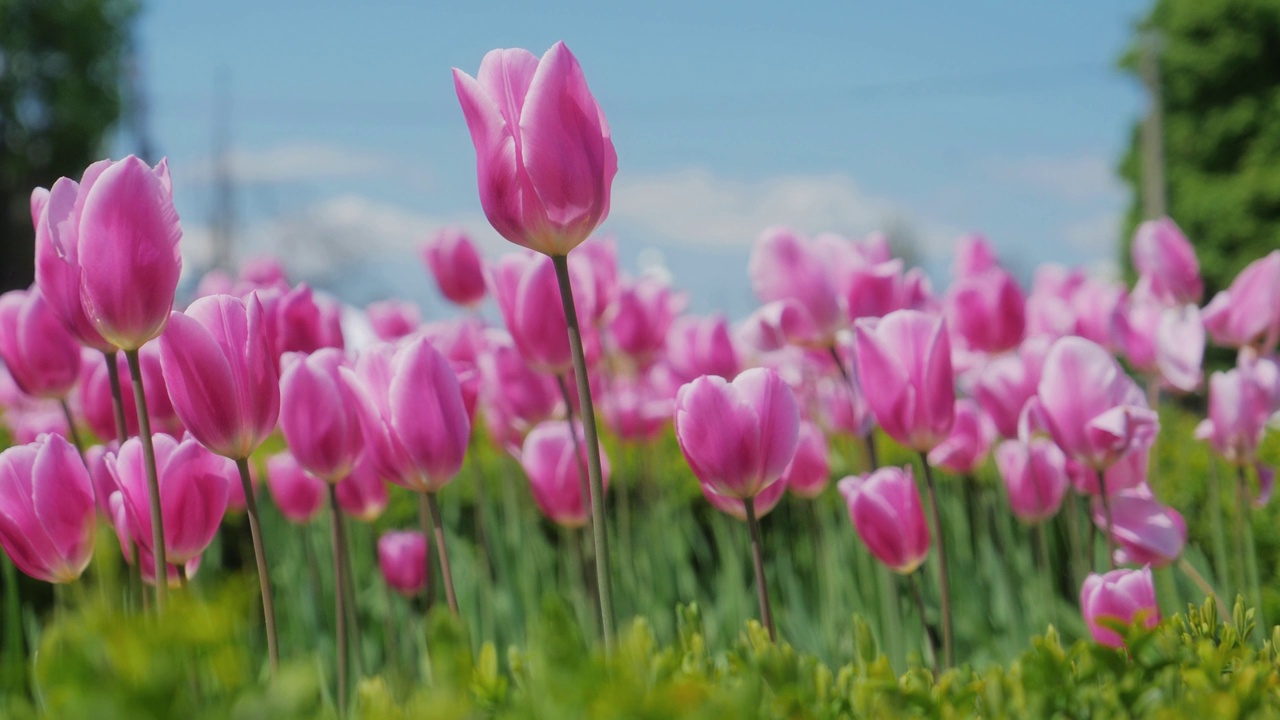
[
  {"left": 928, "top": 399, "right": 997, "bottom": 475},
  {"left": 378, "top": 530, "right": 428, "bottom": 597},
  {"left": 1080, "top": 567, "right": 1159, "bottom": 648},
  {"left": 666, "top": 314, "right": 740, "bottom": 383},
  {"left": 1132, "top": 217, "right": 1203, "bottom": 306},
  {"left": 995, "top": 438, "right": 1070, "bottom": 523},
  {"left": 519, "top": 420, "right": 611, "bottom": 528},
  {"left": 702, "top": 474, "right": 787, "bottom": 521},
  {"left": 1201, "top": 251, "right": 1280, "bottom": 353},
  {"left": 782, "top": 421, "right": 831, "bottom": 499},
  {"left": 854, "top": 310, "right": 955, "bottom": 452},
  {"left": 265, "top": 451, "right": 326, "bottom": 524},
  {"left": 336, "top": 457, "right": 389, "bottom": 522},
  {"left": 0, "top": 434, "right": 97, "bottom": 583},
  {"left": 1092, "top": 484, "right": 1186, "bottom": 568},
  {"left": 280, "top": 349, "right": 366, "bottom": 483},
  {"left": 749, "top": 227, "right": 845, "bottom": 346},
  {"left": 0, "top": 288, "right": 81, "bottom": 400},
  {"left": 837, "top": 467, "right": 930, "bottom": 574},
  {"left": 423, "top": 227, "right": 488, "bottom": 307},
  {"left": 364, "top": 300, "right": 422, "bottom": 341}
]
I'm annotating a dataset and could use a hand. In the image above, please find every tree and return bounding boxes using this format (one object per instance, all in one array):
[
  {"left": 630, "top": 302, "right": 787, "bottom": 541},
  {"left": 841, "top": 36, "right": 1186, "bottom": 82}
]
[
  {"left": 0, "top": 0, "right": 137, "bottom": 293},
  {"left": 1119, "top": 0, "right": 1280, "bottom": 295}
]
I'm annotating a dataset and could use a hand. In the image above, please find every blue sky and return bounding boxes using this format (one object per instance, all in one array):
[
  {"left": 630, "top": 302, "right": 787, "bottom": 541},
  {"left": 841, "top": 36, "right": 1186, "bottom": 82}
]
[{"left": 129, "top": 1, "right": 1151, "bottom": 317}]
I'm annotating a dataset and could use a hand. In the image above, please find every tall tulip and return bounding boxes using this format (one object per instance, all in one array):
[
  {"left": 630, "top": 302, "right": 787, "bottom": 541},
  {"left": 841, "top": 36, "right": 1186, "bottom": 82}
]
[
  {"left": 0, "top": 434, "right": 96, "bottom": 583},
  {"left": 280, "top": 349, "right": 365, "bottom": 483},
  {"left": 854, "top": 310, "right": 955, "bottom": 452},
  {"left": 1080, "top": 567, "right": 1159, "bottom": 648},
  {"left": 423, "top": 227, "right": 488, "bottom": 307},
  {"left": 838, "top": 467, "right": 930, "bottom": 574}
]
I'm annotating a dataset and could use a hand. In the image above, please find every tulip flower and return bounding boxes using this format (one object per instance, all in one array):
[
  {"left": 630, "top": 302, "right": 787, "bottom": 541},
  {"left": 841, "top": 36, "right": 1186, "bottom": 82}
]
[
  {"left": 490, "top": 252, "right": 579, "bottom": 373},
  {"left": 280, "top": 349, "right": 366, "bottom": 483},
  {"left": 1195, "top": 362, "right": 1273, "bottom": 467},
  {"left": 600, "top": 374, "right": 673, "bottom": 443},
  {"left": 853, "top": 310, "right": 955, "bottom": 452},
  {"left": 35, "top": 156, "right": 182, "bottom": 352},
  {"left": 749, "top": 227, "right": 845, "bottom": 346},
  {"left": 378, "top": 531, "right": 429, "bottom": 597},
  {"left": 702, "top": 474, "right": 787, "bottom": 521},
  {"left": 837, "top": 467, "right": 930, "bottom": 574},
  {"left": 423, "top": 227, "right": 488, "bottom": 307},
  {"left": 972, "top": 336, "right": 1051, "bottom": 439},
  {"left": 453, "top": 42, "right": 616, "bottom": 256},
  {"left": 1080, "top": 567, "right": 1159, "bottom": 648},
  {"left": 666, "top": 314, "right": 740, "bottom": 383},
  {"left": 364, "top": 300, "right": 422, "bottom": 341},
  {"left": 1202, "top": 251, "right": 1280, "bottom": 353},
  {"left": 84, "top": 443, "right": 119, "bottom": 516},
  {"left": 519, "top": 420, "right": 611, "bottom": 528},
  {"left": 477, "top": 331, "right": 561, "bottom": 443},
  {"left": 928, "top": 399, "right": 997, "bottom": 475},
  {"left": 608, "top": 274, "right": 686, "bottom": 369},
  {"left": 0, "top": 434, "right": 96, "bottom": 583},
  {"left": 336, "top": 457, "right": 389, "bottom": 523},
  {"left": 0, "top": 288, "right": 81, "bottom": 400},
  {"left": 265, "top": 451, "right": 326, "bottom": 525},
  {"left": 79, "top": 345, "right": 183, "bottom": 440},
  {"left": 108, "top": 434, "right": 231, "bottom": 565},
  {"left": 1092, "top": 484, "right": 1186, "bottom": 568},
  {"left": 1131, "top": 217, "right": 1202, "bottom": 306},
  {"left": 1117, "top": 284, "right": 1204, "bottom": 393},
  {"left": 262, "top": 283, "right": 345, "bottom": 356},
  {"left": 107, "top": 491, "right": 200, "bottom": 587},
  {"left": 945, "top": 267, "right": 1026, "bottom": 354},
  {"left": 782, "top": 421, "right": 831, "bottom": 499},
  {"left": 995, "top": 439, "right": 1070, "bottom": 523}
]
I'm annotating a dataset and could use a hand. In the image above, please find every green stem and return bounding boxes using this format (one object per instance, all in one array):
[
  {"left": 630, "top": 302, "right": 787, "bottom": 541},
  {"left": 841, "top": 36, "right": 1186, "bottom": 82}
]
[
  {"left": 742, "top": 497, "right": 776, "bottom": 641},
  {"left": 1207, "top": 458, "right": 1231, "bottom": 605},
  {"left": 236, "top": 458, "right": 280, "bottom": 673},
  {"left": 58, "top": 400, "right": 84, "bottom": 459},
  {"left": 918, "top": 453, "right": 953, "bottom": 668},
  {"left": 124, "top": 349, "right": 167, "bottom": 612},
  {"left": 1034, "top": 521, "right": 1054, "bottom": 627},
  {"left": 424, "top": 493, "right": 459, "bottom": 615},
  {"left": 1098, "top": 489, "right": 1117, "bottom": 571},
  {"left": 908, "top": 570, "right": 939, "bottom": 676},
  {"left": 551, "top": 254, "right": 615, "bottom": 652},
  {"left": 327, "top": 485, "right": 349, "bottom": 716},
  {"left": 417, "top": 493, "right": 434, "bottom": 613},
  {"left": 1238, "top": 464, "right": 1265, "bottom": 628},
  {"left": 382, "top": 579, "right": 400, "bottom": 675},
  {"left": 103, "top": 350, "right": 130, "bottom": 443}
]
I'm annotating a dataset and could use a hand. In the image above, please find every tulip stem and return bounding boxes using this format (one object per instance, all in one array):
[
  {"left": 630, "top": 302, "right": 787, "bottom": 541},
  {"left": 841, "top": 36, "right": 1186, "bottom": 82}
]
[
  {"left": 742, "top": 497, "right": 776, "bottom": 642},
  {"left": 1236, "top": 465, "right": 1265, "bottom": 627},
  {"left": 124, "top": 349, "right": 167, "bottom": 612},
  {"left": 551, "top": 254, "right": 616, "bottom": 653},
  {"left": 235, "top": 457, "right": 280, "bottom": 674},
  {"left": 382, "top": 578, "right": 400, "bottom": 676},
  {"left": 1178, "top": 557, "right": 1224, "bottom": 617},
  {"left": 556, "top": 374, "right": 596, "bottom": 536},
  {"left": 1098, "top": 490, "right": 1117, "bottom": 570},
  {"left": 908, "top": 571, "right": 939, "bottom": 676},
  {"left": 103, "top": 350, "right": 130, "bottom": 443},
  {"left": 1064, "top": 493, "right": 1086, "bottom": 590},
  {"left": 57, "top": 399, "right": 85, "bottom": 459},
  {"left": 423, "top": 493, "right": 459, "bottom": 616},
  {"left": 327, "top": 485, "right": 349, "bottom": 716},
  {"left": 417, "top": 493, "right": 434, "bottom": 613},
  {"left": 917, "top": 454, "right": 953, "bottom": 668},
  {"left": 827, "top": 346, "right": 878, "bottom": 470}
]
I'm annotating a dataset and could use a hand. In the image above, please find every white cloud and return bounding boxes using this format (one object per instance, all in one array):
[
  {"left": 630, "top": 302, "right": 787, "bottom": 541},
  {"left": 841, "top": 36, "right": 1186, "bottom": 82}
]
[
  {"left": 990, "top": 155, "right": 1124, "bottom": 203},
  {"left": 183, "top": 143, "right": 401, "bottom": 185}
]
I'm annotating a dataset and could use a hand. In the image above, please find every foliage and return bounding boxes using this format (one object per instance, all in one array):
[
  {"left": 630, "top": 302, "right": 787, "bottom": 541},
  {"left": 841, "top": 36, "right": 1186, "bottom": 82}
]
[{"left": 1118, "top": 0, "right": 1280, "bottom": 294}]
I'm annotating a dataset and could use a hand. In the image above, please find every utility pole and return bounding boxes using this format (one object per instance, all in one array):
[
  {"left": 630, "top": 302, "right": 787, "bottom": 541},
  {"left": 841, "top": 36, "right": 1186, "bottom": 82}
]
[
  {"left": 210, "top": 68, "right": 235, "bottom": 272},
  {"left": 1140, "top": 31, "right": 1167, "bottom": 220},
  {"left": 123, "top": 32, "right": 156, "bottom": 163}
]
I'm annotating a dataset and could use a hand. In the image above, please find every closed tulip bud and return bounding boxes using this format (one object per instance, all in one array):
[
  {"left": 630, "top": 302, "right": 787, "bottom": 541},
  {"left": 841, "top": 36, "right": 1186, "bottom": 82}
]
[
  {"left": 608, "top": 275, "right": 686, "bottom": 369},
  {"left": 158, "top": 293, "right": 280, "bottom": 460},
  {"left": 748, "top": 227, "right": 845, "bottom": 346},
  {"left": 1037, "top": 337, "right": 1158, "bottom": 470},
  {"left": 490, "top": 252, "right": 581, "bottom": 373},
  {"left": 1068, "top": 448, "right": 1151, "bottom": 498},
  {"left": 945, "top": 267, "right": 1026, "bottom": 354},
  {"left": 600, "top": 374, "right": 672, "bottom": 443},
  {"left": 477, "top": 331, "right": 561, "bottom": 436},
  {"left": 80, "top": 345, "right": 183, "bottom": 440},
  {"left": 0, "top": 434, "right": 96, "bottom": 583},
  {"left": 264, "top": 283, "right": 345, "bottom": 356},
  {"left": 423, "top": 227, "right": 488, "bottom": 307},
  {"left": 519, "top": 420, "right": 610, "bottom": 528},
  {"left": 675, "top": 368, "right": 800, "bottom": 500},
  {"left": 108, "top": 434, "right": 232, "bottom": 565},
  {"left": 929, "top": 399, "right": 997, "bottom": 475},
  {"left": 838, "top": 467, "right": 930, "bottom": 574},
  {"left": 782, "top": 421, "right": 831, "bottom": 499},
  {"left": 995, "top": 438, "right": 1070, "bottom": 523},
  {"left": 265, "top": 451, "right": 326, "bottom": 524},
  {"left": 453, "top": 42, "right": 617, "bottom": 256},
  {"left": 280, "top": 349, "right": 366, "bottom": 482},
  {"left": 336, "top": 457, "right": 389, "bottom": 522},
  {"left": 364, "top": 300, "right": 421, "bottom": 341},
  {"left": 666, "top": 314, "right": 740, "bottom": 383},
  {"left": 1080, "top": 567, "right": 1159, "bottom": 648},
  {"left": 1132, "top": 218, "right": 1203, "bottom": 306},
  {"left": 1093, "top": 484, "right": 1186, "bottom": 568},
  {"left": 378, "top": 530, "right": 428, "bottom": 597},
  {"left": 702, "top": 474, "right": 787, "bottom": 521},
  {"left": 854, "top": 310, "right": 955, "bottom": 452},
  {"left": 0, "top": 288, "right": 81, "bottom": 399},
  {"left": 1202, "top": 251, "right": 1280, "bottom": 353},
  {"left": 346, "top": 337, "right": 471, "bottom": 493}
]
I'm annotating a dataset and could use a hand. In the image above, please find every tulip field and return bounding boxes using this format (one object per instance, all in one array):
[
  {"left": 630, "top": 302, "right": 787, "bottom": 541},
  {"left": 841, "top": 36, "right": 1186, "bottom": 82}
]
[{"left": 3, "top": 41, "right": 1280, "bottom": 718}]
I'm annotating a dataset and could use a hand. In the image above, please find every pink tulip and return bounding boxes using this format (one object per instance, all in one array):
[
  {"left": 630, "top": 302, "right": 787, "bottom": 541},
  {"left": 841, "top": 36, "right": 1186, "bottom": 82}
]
[
  {"left": 972, "top": 336, "right": 1050, "bottom": 439},
  {"left": 1025, "top": 267, "right": 1125, "bottom": 349},
  {"left": 345, "top": 337, "right": 471, "bottom": 493},
  {"left": 1092, "top": 484, "right": 1186, "bottom": 568},
  {"left": 1131, "top": 218, "right": 1202, "bottom": 306},
  {"left": 1037, "top": 337, "right": 1157, "bottom": 470},
  {"left": 80, "top": 345, "right": 183, "bottom": 440},
  {"left": 1195, "top": 361, "right": 1274, "bottom": 466},
  {"left": 265, "top": 451, "right": 325, "bottom": 524},
  {"left": 107, "top": 492, "right": 200, "bottom": 587},
  {"left": 1080, "top": 567, "right": 1159, "bottom": 648},
  {"left": 453, "top": 42, "right": 617, "bottom": 256},
  {"left": 928, "top": 399, "right": 997, "bottom": 475},
  {"left": 193, "top": 270, "right": 235, "bottom": 300},
  {"left": 378, "top": 530, "right": 428, "bottom": 597},
  {"left": 519, "top": 420, "right": 611, "bottom": 528},
  {"left": 224, "top": 458, "right": 260, "bottom": 515},
  {"left": 600, "top": 374, "right": 673, "bottom": 443},
  {"left": 608, "top": 275, "right": 686, "bottom": 369},
  {"left": 945, "top": 267, "right": 1026, "bottom": 354},
  {"left": 262, "top": 283, "right": 345, "bottom": 356},
  {"left": 575, "top": 237, "right": 620, "bottom": 322},
  {"left": 423, "top": 227, "right": 488, "bottom": 307},
  {"left": 85, "top": 443, "right": 119, "bottom": 515},
  {"left": 1202, "top": 251, "right": 1280, "bottom": 353},
  {"left": 336, "top": 457, "right": 389, "bottom": 522},
  {"left": 702, "top": 474, "right": 787, "bottom": 521},
  {"left": 477, "top": 332, "right": 561, "bottom": 438},
  {"left": 782, "top": 421, "right": 831, "bottom": 498},
  {"left": 994, "top": 438, "right": 1070, "bottom": 523},
  {"left": 158, "top": 293, "right": 280, "bottom": 460},
  {"left": 837, "top": 466, "right": 930, "bottom": 574},
  {"left": 1067, "top": 447, "right": 1151, "bottom": 498},
  {"left": 666, "top": 314, "right": 740, "bottom": 383},
  {"left": 0, "top": 288, "right": 81, "bottom": 400},
  {"left": 749, "top": 227, "right": 845, "bottom": 345},
  {"left": 1117, "top": 283, "right": 1204, "bottom": 392},
  {"left": 814, "top": 374, "right": 875, "bottom": 439},
  {"left": 279, "top": 349, "right": 366, "bottom": 482},
  {"left": 490, "top": 252, "right": 583, "bottom": 373},
  {"left": 0, "top": 434, "right": 96, "bottom": 583},
  {"left": 675, "top": 368, "right": 800, "bottom": 500},
  {"left": 37, "top": 157, "right": 182, "bottom": 351},
  {"left": 108, "top": 433, "right": 232, "bottom": 564},
  {"left": 952, "top": 233, "right": 998, "bottom": 277},
  {"left": 365, "top": 300, "right": 422, "bottom": 341},
  {"left": 853, "top": 310, "right": 955, "bottom": 452}
]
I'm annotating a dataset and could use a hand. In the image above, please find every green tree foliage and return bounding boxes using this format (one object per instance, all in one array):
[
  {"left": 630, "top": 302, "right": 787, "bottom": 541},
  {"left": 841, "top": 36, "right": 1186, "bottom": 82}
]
[
  {"left": 0, "top": 0, "right": 137, "bottom": 293},
  {"left": 1119, "top": 0, "right": 1280, "bottom": 294}
]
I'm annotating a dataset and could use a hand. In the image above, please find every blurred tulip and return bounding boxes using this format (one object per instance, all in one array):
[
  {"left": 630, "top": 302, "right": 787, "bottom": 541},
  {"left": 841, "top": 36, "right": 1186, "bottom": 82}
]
[
  {"left": 675, "top": 368, "right": 799, "bottom": 500},
  {"left": 365, "top": 300, "right": 422, "bottom": 341},
  {"left": 239, "top": 255, "right": 289, "bottom": 290},
  {"left": 995, "top": 438, "right": 1070, "bottom": 523},
  {"left": 702, "top": 473, "right": 787, "bottom": 520},
  {"left": 477, "top": 332, "right": 561, "bottom": 439},
  {"left": 1195, "top": 361, "right": 1274, "bottom": 466},
  {"left": 600, "top": 374, "right": 672, "bottom": 443},
  {"left": 1092, "top": 484, "right": 1186, "bottom": 568},
  {"left": 1201, "top": 251, "right": 1280, "bottom": 353},
  {"left": 928, "top": 399, "right": 997, "bottom": 475},
  {"left": 666, "top": 314, "right": 740, "bottom": 382},
  {"left": 336, "top": 457, "right": 389, "bottom": 522},
  {"left": 1117, "top": 283, "right": 1204, "bottom": 392},
  {"left": 0, "top": 288, "right": 81, "bottom": 399},
  {"left": 952, "top": 233, "right": 998, "bottom": 277},
  {"left": 945, "top": 267, "right": 1026, "bottom": 354},
  {"left": 1080, "top": 567, "right": 1159, "bottom": 648},
  {"left": 972, "top": 337, "right": 1050, "bottom": 439},
  {"left": 854, "top": 310, "right": 955, "bottom": 452},
  {"left": 1131, "top": 217, "right": 1202, "bottom": 306},
  {"left": 453, "top": 42, "right": 616, "bottom": 256},
  {"left": 158, "top": 294, "right": 279, "bottom": 460},
  {"left": 108, "top": 433, "right": 232, "bottom": 564},
  {"left": 0, "top": 434, "right": 96, "bottom": 583},
  {"left": 782, "top": 421, "right": 831, "bottom": 498},
  {"left": 265, "top": 451, "right": 326, "bottom": 524},
  {"left": 608, "top": 275, "right": 686, "bottom": 368},
  {"left": 490, "top": 252, "right": 583, "bottom": 373},
  {"left": 378, "top": 530, "right": 428, "bottom": 597},
  {"left": 1068, "top": 447, "right": 1150, "bottom": 498},
  {"left": 279, "top": 349, "right": 366, "bottom": 482},
  {"left": 749, "top": 227, "right": 844, "bottom": 345},
  {"left": 80, "top": 345, "right": 183, "bottom": 440},
  {"left": 837, "top": 466, "right": 930, "bottom": 574},
  {"left": 423, "top": 227, "right": 488, "bottom": 307},
  {"left": 107, "top": 491, "right": 200, "bottom": 587},
  {"left": 519, "top": 420, "right": 611, "bottom": 528},
  {"left": 263, "top": 283, "right": 345, "bottom": 355}
]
